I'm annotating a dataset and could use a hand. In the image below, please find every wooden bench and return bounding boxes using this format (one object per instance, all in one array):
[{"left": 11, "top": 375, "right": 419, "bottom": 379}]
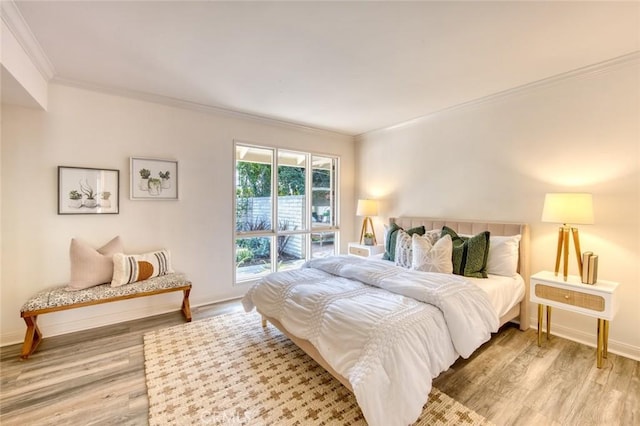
[{"left": 19, "top": 272, "right": 192, "bottom": 359}]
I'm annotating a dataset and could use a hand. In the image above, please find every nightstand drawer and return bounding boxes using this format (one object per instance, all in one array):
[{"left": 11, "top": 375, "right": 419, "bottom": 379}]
[
  {"left": 347, "top": 243, "right": 384, "bottom": 257},
  {"left": 534, "top": 284, "right": 605, "bottom": 312},
  {"left": 349, "top": 246, "right": 370, "bottom": 257}
]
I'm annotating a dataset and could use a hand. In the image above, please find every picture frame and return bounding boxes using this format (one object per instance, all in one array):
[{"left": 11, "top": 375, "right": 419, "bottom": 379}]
[
  {"left": 130, "top": 157, "right": 179, "bottom": 200},
  {"left": 58, "top": 166, "right": 120, "bottom": 215}
]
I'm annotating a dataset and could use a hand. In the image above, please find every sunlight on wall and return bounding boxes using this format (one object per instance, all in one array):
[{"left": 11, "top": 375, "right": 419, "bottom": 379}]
[{"left": 518, "top": 135, "right": 638, "bottom": 187}]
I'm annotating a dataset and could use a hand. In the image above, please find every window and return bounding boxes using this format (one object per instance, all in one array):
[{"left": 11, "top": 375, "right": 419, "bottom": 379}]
[{"left": 235, "top": 143, "right": 339, "bottom": 283}]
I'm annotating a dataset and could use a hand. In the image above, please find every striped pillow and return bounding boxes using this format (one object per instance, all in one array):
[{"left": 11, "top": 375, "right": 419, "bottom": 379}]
[{"left": 111, "top": 249, "right": 173, "bottom": 287}]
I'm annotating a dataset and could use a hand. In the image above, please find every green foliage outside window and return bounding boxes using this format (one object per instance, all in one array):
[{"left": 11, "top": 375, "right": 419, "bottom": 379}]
[
  {"left": 236, "top": 162, "right": 272, "bottom": 197},
  {"left": 277, "top": 166, "right": 305, "bottom": 196}
]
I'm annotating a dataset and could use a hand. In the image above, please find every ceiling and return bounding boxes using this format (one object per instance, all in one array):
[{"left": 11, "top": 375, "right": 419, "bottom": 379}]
[{"left": 9, "top": 1, "right": 640, "bottom": 135}]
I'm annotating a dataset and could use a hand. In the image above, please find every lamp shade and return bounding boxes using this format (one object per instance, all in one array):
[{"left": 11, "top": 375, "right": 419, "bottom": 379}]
[
  {"left": 356, "top": 199, "right": 378, "bottom": 217},
  {"left": 541, "top": 193, "right": 594, "bottom": 225}
]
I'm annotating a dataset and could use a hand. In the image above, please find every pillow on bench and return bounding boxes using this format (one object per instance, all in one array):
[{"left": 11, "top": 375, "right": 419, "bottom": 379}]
[
  {"left": 111, "top": 249, "right": 173, "bottom": 287},
  {"left": 68, "top": 236, "right": 123, "bottom": 291}
]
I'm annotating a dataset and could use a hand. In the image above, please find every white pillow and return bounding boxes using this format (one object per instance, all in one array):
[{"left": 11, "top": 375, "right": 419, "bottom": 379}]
[
  {"left": 394, "top": 230, "right": 413, "bottom": 269},
  {"left": 422, "top": 229, "right": 441, "bottom": 245},
  {"left": 486, "top": 234, "right": 521, "bottom": 276},
  {"left": 411, "top": 233, "right": 453, "bottom": 274},
  {"left": 394, "top": 228, "right": 441, "bottom": 269}
]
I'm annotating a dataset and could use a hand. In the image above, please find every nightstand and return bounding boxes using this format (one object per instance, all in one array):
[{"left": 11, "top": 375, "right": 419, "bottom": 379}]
[
  {"left": 530, "top": 270, "right": 620, "bottom": 368},
  {"left": 347, "top": 242, "right": 385, "bottom": 258}
]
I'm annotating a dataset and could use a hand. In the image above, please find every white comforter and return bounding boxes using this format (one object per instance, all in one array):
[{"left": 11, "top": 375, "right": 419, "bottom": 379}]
[{"left": 242, "top": 255, "right": 499, "bottom": 426}]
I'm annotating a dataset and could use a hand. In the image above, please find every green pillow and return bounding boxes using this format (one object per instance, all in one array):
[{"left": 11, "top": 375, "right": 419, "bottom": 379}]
[
  {"left": 383, "top": 224, "right": 425, "bottom": 261},
  {"left": 441, "top": 226, "right": 490, "bottom": 278}
]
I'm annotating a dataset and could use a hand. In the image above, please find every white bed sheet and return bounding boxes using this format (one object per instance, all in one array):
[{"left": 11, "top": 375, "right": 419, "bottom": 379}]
[{"left": 466, "top": 274, "right": 525, "bottom": 318}]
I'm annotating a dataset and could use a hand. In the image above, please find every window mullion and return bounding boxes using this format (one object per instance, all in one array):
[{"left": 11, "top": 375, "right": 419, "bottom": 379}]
[
  {"left": 272, "top": 148, "right": 278, "bottom": 272},
  {"left": 305, "top": 153, "right": 312, "bottom": 260}
]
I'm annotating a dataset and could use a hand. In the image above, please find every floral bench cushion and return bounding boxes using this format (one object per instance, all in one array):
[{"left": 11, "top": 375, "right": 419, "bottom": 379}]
[{"left": 21, "top": 272, "right": 191, "bottom": 314}]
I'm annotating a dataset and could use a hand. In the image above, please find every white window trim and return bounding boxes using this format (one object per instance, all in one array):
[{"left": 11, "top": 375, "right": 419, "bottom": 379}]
[{"left": 233, "top": 140, "right": 340, "bottom": 285}]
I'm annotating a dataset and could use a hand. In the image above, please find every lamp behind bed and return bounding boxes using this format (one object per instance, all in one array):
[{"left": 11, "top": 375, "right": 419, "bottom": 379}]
[{"left": 356, "top": 199, "right": 379, "bottom": 245}]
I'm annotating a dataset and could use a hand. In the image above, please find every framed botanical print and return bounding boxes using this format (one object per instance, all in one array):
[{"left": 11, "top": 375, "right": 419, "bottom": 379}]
[
  {"left": 58, "top": 166, "right": 120, "bottom": 214},
  {"left": 130, "top": 157, "right": 179, "bottom": 200}
]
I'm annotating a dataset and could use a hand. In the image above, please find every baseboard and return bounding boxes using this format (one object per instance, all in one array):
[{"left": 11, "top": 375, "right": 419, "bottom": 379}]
[
  {"left": 529, "top": 321, "right": 640, "bottom": 362},
  {"left": 2, "top": 331, "right": 25, "bottom": 347}
]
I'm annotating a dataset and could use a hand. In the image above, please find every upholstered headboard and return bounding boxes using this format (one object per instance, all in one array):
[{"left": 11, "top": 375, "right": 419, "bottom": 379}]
[{"left": 390, "top": 217, "right": 531, "bottom": 330}]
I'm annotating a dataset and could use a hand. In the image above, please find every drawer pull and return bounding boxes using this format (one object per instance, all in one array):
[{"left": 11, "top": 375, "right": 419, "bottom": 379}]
[{"left": 564, "top": 295, "right": 570, "bottom": 300}]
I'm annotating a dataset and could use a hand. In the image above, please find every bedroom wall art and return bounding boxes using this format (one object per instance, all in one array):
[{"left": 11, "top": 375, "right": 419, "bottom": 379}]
[
  {"left": 58, "top": 166, "right": 120, "bottom": 214},
  {"left": 130, "top": 157, "right": 179, "bottom": 200}
]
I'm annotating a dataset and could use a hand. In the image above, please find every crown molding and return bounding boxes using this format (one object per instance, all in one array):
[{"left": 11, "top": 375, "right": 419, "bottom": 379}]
[
  {"left": 51, "top": 77, "right": 353, "bottom": 138},
  {"left": 358, "top": 50, "right": 640, "bottom": 139},
  {"left": 1, "top": 0, "right": 55, "bottom": 80}
]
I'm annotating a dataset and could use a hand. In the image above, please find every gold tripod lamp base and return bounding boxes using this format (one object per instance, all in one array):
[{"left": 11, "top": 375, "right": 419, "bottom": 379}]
[
  {"left": 359, "top": 216, "right": 377, "bottom": 245},
  {"left": 554, "top": 225, "right": 583, "bottom": 281},
  {"left": 356, "top": 199, "right": 379, "bottom": 245},
  {"left": 542, "top": 193, "right": 594, "bottom": 281}
]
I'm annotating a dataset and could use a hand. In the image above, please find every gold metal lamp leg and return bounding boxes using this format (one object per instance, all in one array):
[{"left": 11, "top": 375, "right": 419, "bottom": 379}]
[
  {"left": 572, "top": 227, "right": 583, "bottom": 277},
  {"left": 367, "top": 217, "right": 377, "bottom": 245},
  {"left": 562, "top": 227, "right": 570, "bottom": 280},
  {"left": 554, "top": 227, "right": 563, "bottom": 276},
  {"left": 359, "top": 218, "right": 367, "bottom": 244}
]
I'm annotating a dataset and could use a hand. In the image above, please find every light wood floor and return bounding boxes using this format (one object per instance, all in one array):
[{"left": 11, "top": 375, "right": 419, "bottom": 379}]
[{"left": 1, "top": 299, "right": 638, "bottom": 426}]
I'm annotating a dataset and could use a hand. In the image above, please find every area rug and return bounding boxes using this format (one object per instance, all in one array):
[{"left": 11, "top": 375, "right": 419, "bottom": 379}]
[{"left": 143, "top": 311, "right": 492, "bottom": 426}]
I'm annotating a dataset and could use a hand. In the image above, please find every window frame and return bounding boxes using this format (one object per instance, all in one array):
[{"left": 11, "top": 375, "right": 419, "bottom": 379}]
[{"left": 233, "top": 141, "right": 340, "bottom": 285}]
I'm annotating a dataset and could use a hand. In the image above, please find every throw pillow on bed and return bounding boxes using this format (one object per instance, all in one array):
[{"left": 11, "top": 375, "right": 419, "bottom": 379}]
[
  {"left": 441, "top": 226, "right": 490, "bottom": 278},
  {"left": 395, "top": 229, "right": 442, "bottom": 268},
  {"left": 394, "top": 230, "right": 413, "bottom": 268},
  {"left": 111, "top": 249, "right": 173, "bottom": 287},
  {"left": 383, "top": 224, "right": 426, "bottom": 262},
  {"left": 486, "top": 234, "right": 521, "bottom": 276},
  {"left": 411, "top": 233, "right": 453, "bottom": 273},
  {"left": 67, "top": 236, "right": 124, "bottom": 291}
]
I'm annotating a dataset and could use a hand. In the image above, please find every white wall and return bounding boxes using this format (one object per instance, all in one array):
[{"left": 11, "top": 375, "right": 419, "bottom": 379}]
[
  {"left": 356, "top": 60, "right": 640, "bottom": 360},
  {"left": 1, "top": 83, "right": 355, "bottom": 345}
]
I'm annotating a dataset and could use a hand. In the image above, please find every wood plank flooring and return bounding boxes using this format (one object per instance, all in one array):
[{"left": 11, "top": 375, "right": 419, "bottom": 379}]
[{"left": 1, "top": 299, "right": 638, "bottom": 425}]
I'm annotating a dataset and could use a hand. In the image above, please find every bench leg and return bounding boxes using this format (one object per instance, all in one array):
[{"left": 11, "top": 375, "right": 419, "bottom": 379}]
[
  {"left": 20, "top": 315, "right": 43, "bottom": 360},
  {"left": 181, "top": 288, "right": 192, "bottom": 322}
]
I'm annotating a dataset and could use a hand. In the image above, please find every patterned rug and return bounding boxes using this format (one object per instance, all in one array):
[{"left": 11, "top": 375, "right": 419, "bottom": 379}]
[{"left": 143, "top": 311, "right": 492, "bottom": 426}]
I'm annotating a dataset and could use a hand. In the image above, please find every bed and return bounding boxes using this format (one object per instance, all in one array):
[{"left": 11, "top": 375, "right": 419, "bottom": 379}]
[{"left": 242, "top": 217, "right": 530, "bottom": 426}]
